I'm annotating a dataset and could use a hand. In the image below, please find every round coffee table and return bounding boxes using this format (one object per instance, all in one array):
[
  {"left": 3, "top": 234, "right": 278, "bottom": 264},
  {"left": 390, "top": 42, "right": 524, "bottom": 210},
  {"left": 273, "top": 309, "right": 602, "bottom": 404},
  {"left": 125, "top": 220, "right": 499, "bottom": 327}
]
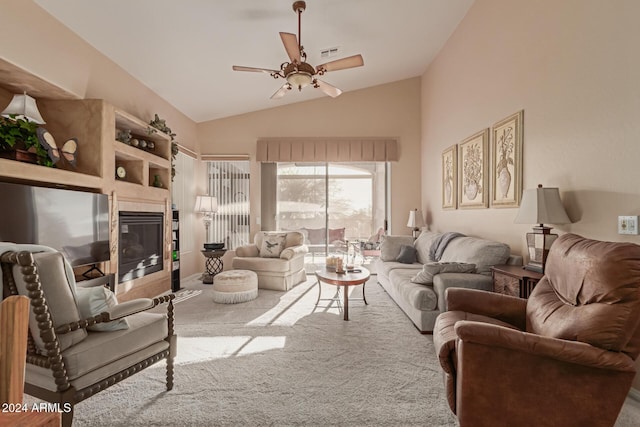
[{"left": 315, "top": 267, "right": 370, "bottom": 321}]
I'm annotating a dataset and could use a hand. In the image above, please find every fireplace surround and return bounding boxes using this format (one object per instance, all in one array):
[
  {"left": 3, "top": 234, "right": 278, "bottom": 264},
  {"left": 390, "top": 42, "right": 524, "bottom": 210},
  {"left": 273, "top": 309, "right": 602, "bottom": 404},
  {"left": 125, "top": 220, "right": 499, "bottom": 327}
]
[{"left": 118, "top": 211, "right": 164, "bottom": 283}]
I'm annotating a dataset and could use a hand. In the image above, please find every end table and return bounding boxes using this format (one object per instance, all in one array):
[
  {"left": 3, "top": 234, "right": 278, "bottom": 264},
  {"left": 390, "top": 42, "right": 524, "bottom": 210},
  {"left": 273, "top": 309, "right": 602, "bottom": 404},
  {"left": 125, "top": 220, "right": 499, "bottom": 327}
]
[
  {"left": 491, "top": 264, "right": 543, "bottom": 299},
  {"left": 201, "top": 249, "right": 226, "bottom": 284}
]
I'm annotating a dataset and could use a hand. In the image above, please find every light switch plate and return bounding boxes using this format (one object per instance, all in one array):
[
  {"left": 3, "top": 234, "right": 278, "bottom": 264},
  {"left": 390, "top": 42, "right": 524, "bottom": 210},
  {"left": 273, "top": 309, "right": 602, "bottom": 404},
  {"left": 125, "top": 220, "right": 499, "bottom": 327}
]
[{"left": 618, "top": 216, "right": 639, "bottom": 235}]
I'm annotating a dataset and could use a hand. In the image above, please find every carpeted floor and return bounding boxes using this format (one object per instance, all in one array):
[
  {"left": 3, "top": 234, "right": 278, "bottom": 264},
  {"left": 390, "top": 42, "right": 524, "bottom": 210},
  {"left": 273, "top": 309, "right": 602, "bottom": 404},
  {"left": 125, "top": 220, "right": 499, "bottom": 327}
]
[{"left": 26, "top": 274, "right": 640, "bottom": 426}]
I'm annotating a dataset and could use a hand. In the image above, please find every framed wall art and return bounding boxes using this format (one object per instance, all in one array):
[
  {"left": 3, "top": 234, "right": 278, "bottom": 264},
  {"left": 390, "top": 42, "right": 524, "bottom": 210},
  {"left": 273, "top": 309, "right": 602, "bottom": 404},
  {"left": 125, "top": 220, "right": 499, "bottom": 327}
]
[
  {"left": 490, "top": 110, "right": 523, "bottom": 208},
  {"left": 458, "top": 129, "right": 489, "bottom": 209},
  {"left": 442, "top": 144, "right": 457, "bottom": 209}
]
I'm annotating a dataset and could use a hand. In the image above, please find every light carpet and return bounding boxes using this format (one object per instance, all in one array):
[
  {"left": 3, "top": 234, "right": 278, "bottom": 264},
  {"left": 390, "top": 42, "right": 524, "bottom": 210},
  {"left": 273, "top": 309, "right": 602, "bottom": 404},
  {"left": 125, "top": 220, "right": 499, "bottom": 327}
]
[{"left": 27, "top": 275, "right": 640, "bottom": 426}]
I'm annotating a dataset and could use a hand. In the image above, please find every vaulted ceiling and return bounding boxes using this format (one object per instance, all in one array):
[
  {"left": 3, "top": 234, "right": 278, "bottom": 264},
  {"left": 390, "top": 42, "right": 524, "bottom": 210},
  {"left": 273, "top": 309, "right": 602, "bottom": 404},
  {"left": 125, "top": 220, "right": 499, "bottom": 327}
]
[{"left": 35, "top": 0, "right": 474, "bottom": 122}]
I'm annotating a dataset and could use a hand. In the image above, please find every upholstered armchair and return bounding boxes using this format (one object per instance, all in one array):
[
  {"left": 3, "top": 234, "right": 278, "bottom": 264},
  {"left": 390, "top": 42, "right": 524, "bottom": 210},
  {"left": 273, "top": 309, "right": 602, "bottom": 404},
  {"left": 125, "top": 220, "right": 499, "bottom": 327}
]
[
  {"left": 1, "top": 249, "right": 176, "bottom": 427},
  {"left": 232, "top": 231, "right": 308, "bottom": 291},
  {"left": 433, "top": 233, "right": 640, "bottom": 427}
]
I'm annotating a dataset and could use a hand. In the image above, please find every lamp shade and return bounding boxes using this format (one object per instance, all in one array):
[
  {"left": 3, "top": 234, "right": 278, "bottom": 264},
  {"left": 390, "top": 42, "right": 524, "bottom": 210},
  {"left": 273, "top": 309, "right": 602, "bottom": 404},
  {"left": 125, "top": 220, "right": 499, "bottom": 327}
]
[
  {"left": 514, "top": 186, "right": 571, "bottom": 226},
  {"left": 194, "top": 195, "right": 218, "bottom": 213},
  {"left": 407, "top": 209, "right": 425, "bottom": 228},
  {"left": 1, "top": 92, "right": 46, "bottom": 124}
]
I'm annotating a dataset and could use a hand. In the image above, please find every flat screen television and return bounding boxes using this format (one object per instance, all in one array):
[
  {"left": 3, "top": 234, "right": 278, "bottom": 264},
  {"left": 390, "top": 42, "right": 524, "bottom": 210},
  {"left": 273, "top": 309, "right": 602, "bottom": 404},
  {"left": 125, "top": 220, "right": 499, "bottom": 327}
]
[{"left": 0, "top": 181, "right": 110, "bottom": 267}]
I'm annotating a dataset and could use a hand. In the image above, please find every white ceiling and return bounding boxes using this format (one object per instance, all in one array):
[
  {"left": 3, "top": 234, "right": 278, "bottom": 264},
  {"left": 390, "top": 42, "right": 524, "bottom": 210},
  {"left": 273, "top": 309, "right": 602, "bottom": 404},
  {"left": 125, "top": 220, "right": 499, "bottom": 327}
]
[{"left": 34, "top": 0, "right": 474, "bottom": 123}]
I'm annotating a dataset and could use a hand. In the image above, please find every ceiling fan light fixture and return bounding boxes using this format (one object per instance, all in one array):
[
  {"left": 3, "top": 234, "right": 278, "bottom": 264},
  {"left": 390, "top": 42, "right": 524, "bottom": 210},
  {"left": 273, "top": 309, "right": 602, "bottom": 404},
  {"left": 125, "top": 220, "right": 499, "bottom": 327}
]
[{"left": 286, "top": 71, "right": 313, "bottom": 90}]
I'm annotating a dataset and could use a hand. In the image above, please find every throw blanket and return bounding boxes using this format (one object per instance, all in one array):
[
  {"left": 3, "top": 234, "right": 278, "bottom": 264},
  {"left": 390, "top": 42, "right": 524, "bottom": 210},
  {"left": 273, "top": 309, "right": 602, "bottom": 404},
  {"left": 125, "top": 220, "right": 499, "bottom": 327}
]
[
  {"left": 0, "top": 243, "right": 76, "bottom": 300},
  {"left": 429, "top": 232, "right": 466, "bottom": 262}
]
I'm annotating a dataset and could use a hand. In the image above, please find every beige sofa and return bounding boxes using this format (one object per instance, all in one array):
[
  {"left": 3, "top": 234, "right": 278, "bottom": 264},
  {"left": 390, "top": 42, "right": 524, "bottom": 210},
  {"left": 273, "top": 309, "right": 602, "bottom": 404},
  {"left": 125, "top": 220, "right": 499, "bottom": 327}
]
[
  {"left": 232, "top": 231, "right": 308, "bottom": 291},
  {"left": 375, "top": 230, "right": 522, "bottom": 333}
]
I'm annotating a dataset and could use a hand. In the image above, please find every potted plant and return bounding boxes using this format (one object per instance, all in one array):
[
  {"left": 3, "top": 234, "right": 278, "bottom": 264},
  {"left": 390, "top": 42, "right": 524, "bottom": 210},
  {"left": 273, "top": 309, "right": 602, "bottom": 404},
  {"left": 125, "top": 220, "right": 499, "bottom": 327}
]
[
  {"left": 0, "top": 116, "right": 53, "bottom": 166},
  {"left": 149, "top": 114, "right": 179, "bottom": 181}
]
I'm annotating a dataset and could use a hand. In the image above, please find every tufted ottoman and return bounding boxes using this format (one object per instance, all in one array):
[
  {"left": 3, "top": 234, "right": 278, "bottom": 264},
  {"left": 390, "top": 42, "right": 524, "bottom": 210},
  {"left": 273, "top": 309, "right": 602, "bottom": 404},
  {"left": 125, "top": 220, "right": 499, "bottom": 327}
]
[{"left": 212, "top": 270, "right": 258, "bottom": 304}]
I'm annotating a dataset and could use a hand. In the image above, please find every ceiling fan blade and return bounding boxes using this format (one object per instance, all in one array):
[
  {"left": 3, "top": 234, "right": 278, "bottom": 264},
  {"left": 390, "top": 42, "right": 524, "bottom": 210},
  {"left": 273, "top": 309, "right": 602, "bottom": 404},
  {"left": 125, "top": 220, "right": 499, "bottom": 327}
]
[
  {"left": 271, "top": 83, "right": 291, "bottom": 99},
  {"left": 315, "top": 80, "right": 342, "bottom": 98},
  {"left": 280, "top": 32, "right": 300, "bottom": 63},
  {"left": 232, "top": 65, "right": 279, "bottom": 74},
  {"left": 317, "top": 54, "right": 364, "bottom": 73}
]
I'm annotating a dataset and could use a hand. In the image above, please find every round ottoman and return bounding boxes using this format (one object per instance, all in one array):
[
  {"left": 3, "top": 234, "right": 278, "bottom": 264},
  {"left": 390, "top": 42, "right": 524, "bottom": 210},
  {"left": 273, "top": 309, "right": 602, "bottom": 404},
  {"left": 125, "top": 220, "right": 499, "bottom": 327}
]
[{"left": 212, "top": 270, "right": 258, "bottom": 304}]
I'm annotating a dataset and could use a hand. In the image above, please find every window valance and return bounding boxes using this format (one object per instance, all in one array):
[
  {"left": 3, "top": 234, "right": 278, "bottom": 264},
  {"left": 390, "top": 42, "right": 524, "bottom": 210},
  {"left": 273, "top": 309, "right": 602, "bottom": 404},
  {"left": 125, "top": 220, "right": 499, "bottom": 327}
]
[{"left": 256, "top": 138, "right": 398, "bottom": 162}]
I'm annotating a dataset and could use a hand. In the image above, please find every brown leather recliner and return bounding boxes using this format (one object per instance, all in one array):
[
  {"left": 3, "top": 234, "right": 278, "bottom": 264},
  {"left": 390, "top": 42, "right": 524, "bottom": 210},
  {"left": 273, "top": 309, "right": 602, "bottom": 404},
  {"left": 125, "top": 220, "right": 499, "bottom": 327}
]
[{"left": 433, "top": 233, "right": 640, "bottom": 427}]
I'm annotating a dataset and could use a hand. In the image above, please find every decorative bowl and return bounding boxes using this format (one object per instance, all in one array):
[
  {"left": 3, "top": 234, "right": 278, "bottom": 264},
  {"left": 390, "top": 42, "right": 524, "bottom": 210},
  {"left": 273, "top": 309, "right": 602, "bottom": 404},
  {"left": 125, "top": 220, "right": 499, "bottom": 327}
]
[{"left": 204, "top": 242, "right": 225, "bottom": 250}]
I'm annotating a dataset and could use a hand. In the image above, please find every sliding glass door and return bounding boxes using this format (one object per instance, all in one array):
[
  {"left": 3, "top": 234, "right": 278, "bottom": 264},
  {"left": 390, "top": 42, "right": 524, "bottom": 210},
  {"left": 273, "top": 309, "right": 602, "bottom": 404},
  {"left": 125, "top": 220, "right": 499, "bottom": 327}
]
[{"left": 276, "top": 162, "right": 387, "bottom": 269}]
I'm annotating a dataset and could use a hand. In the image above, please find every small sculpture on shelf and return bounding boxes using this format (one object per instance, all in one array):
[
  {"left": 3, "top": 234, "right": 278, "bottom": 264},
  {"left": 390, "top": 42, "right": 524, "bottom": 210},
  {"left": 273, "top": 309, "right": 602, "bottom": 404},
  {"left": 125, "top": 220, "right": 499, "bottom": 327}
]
[{"left": 116, "top": 129, "right": 131, "bottom": 145}]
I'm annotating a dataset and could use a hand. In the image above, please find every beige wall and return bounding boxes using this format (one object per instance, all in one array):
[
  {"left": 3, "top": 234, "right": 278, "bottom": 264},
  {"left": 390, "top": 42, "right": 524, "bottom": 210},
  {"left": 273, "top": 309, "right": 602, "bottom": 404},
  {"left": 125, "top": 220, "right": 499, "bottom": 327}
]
[
  {"left": 0, "top": 1, "right": 201, "bottom": 277},
  {"left": 421, "top": 0, "right": 640, "bottom": 388},
  {"left": 198, "top": 78, "right": 423, "bottom": 238}
]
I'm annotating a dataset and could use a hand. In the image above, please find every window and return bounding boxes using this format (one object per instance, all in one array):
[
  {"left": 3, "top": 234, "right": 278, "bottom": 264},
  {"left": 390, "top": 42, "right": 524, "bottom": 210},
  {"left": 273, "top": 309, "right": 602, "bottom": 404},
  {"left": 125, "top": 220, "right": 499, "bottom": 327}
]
[
  {"left": 207, "top": 161, "right": 250, "bottom": 249},
  {"left": 171, "top": 152, "right": 196, "bottom": 253}
]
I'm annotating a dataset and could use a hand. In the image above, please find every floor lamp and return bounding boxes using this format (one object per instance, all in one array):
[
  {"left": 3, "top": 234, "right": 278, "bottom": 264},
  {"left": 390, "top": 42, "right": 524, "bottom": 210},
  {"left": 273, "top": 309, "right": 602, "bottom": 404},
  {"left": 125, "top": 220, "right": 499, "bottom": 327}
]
[{"left": 195, "top": 195, "right": 218, "bottom": 246}]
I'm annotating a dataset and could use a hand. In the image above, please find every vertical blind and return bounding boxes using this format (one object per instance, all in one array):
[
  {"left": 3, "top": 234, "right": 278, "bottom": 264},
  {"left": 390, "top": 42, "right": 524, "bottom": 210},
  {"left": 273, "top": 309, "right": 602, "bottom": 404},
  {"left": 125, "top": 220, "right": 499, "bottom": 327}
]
[
  {"left": 207, "top": 161, "right": 250, "bottom": 249},
  {"left": 171, "top": 151, "right": 196, "bottom": 253}
]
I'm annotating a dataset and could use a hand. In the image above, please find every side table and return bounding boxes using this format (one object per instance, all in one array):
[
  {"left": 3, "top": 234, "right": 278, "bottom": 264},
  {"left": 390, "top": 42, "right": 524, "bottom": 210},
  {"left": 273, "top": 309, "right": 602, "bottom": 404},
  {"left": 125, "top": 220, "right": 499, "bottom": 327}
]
[
  {"left": 201, "top": 249, "right": 226, "bottom": 284},
  {"left": 491, "top": 264, "right": 544, "bottom": 299}
]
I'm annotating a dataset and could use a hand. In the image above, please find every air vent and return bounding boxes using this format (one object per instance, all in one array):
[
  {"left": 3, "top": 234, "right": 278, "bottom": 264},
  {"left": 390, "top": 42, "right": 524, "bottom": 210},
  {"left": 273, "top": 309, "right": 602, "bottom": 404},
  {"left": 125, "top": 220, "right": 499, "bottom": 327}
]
[{"left": 320, "top": 47, "right": 339, "bottom": 59}]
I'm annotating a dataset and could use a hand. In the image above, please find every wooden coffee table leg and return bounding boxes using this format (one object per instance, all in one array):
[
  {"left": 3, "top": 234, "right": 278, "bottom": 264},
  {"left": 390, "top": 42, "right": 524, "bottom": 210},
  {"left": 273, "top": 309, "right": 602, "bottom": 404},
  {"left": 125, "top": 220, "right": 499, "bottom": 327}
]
[
  {"left": 315, "top": 279, "right": 322, "bottom": 306},
  {"left": 343, "top": 285, "right": 349, "bottom": 321}
]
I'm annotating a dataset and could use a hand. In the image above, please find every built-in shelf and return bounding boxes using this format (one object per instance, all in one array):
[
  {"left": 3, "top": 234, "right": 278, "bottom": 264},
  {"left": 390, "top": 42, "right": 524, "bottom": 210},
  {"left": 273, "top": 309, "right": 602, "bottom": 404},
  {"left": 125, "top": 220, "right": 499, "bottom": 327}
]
[{"left": 0, "top": 158, "right": 103, "bottom": 190}]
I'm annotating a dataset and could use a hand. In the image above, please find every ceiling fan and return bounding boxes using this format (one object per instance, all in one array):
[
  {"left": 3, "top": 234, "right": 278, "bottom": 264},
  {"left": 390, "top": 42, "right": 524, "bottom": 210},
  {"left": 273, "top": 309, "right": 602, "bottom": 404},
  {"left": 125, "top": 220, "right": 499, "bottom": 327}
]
[{"left": 232, "top": 1, "right": 364, "bottom": 99}]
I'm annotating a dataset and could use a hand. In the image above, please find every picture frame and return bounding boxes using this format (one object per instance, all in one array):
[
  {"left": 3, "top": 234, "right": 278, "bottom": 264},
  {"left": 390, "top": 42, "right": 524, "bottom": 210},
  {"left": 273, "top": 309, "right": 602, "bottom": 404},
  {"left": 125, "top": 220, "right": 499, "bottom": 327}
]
[
  {"left": 490, "top": 110, "right": 523, "bottom": 208},
  {"left": 442, "top": 144, "right": 457, "bottom": 209},
  {"left": 458, "top": 129, "right": 489, "bottom": 209}
]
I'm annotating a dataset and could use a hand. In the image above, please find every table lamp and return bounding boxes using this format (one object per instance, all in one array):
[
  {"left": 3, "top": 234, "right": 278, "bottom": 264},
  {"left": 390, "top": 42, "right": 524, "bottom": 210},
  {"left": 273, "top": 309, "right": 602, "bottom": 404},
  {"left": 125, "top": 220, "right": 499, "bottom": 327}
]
[
  {"left": 514, "top": 184, "right": 571, "bottom": 273},
  {"left": 407, "top": 208, "right": 425, "bottom": 238},
  {"left": 195, "top": 195, "right": 218, "bottom": 245}
]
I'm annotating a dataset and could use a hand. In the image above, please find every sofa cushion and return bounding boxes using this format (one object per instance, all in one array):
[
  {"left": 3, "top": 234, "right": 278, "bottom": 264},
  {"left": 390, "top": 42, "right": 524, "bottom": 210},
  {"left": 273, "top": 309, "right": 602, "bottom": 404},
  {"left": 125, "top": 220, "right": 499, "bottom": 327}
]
[
  {"left": 440, "top": 236, "right": 510, "bottom": 275},
  {"left": 61, "top": 312, "right": 167, "bottom": 380},
  {"left": 413, "top": 231, "right": 443, "bottom": 264},
  {"left": 259, "top": 233, "right": 287, "bottom": 257},
  {"left": 284, "top": 231, "right": 305, "bottom": 248},
  {"left": 75, "top": 286, "right": 129, "bottom": 332},
  {"left": 396, "top": 245, "right": 417, "bottom": 264},
  {"left": 377, "top": 260, "right": 423, "bottom": 280},
  {"left": 389, "top": 269, "right": 438, "bottom": 311},
  {"left": 380, "top": 235, "right": 415, "bottom": 261},
  {"left": 411, "top": 262, "right": 476, "bottom": 285},
  {"left": 12, "top": 252, "right": 87, "bottom": 354},
  {"left": 233, "top": 256, "right": 291, "bottom": 273}
]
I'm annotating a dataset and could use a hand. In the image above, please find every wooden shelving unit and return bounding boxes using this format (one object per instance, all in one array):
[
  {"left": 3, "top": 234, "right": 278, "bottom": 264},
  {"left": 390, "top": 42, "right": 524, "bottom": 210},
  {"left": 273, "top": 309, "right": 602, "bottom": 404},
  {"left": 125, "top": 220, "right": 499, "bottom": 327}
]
[
  {"left": 172, "top": 210, "right": 181, "bottom": 292},
  {"left": 0, "top": 89, "right": 174, "bottom": 301}
]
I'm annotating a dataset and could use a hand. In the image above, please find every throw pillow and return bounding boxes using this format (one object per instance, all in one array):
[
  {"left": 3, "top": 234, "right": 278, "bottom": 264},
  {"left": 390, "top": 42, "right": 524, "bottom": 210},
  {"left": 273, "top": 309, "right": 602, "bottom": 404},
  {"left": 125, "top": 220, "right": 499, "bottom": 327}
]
[
  {"left": 259, "top": 233, "right": 287, "bottom": 257},
  {"left": 411, "top": 262, "right": 476, "bottom": 285},
  {"left": 75, "top": 286, "right": 129, "bottom": 331},
  {"left": 380, "top": 235, "right": 416, "bottom": 261},
  {"left": 396, "top": 245, "right": 417, "bottom": 264}
]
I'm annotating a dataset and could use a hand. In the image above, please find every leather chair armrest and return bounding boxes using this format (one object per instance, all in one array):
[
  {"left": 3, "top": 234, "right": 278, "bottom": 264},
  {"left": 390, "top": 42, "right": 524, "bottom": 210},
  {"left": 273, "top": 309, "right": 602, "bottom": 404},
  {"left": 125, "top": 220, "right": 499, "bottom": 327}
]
[
  {"left": 454, "top": 320, "right": 635, "bottom": 372},
  {"left": 235, "top": 244, "right": 259, "bottom": 257},
  {"left": 280, "top": 244, "right": 309, "bottom": 260},
  {"left": 446, "top": 287, "right": 527, "bottom": 330}
]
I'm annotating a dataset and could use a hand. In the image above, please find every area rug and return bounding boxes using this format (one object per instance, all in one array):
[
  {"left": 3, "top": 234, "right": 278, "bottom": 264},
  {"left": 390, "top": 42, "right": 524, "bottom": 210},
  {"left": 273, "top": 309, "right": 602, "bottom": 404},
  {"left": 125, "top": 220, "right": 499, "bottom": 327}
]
[
  {"left": 171, "top": 288, "right": 203, "bottom": 305},
  {"left": 26, "top": 275, "right": 640, "bottom": 426}
]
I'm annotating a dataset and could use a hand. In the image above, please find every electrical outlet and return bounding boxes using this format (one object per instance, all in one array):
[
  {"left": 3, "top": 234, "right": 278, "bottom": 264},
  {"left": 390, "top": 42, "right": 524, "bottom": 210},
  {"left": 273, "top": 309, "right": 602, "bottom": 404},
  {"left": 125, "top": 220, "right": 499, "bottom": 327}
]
[{"left": 618, "top": 216, "right": 639, "bottom": 235}]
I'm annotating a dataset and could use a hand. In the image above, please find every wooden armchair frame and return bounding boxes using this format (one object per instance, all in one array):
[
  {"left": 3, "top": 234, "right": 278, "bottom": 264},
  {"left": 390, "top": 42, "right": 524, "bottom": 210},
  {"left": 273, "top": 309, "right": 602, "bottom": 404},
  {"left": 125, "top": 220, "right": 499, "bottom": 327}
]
[{"left": 1, "top": 250, "right": 176, "bottom": 427}]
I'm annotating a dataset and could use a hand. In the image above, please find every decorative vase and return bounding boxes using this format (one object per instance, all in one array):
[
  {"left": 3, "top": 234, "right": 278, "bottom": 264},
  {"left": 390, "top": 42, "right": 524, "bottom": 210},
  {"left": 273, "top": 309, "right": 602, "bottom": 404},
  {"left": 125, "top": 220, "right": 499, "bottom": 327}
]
[
  {"left": 152, "top": 175, "right": 162, "bottom": 188},
  {"left": 498, "top": 168, "right": 511, "bottom": 198},
  {"left": 465, "top": 182, "right": 479, "bottom": 200},
  {"left": 444, "top": 180, "right": 452, "bottom": 204}
]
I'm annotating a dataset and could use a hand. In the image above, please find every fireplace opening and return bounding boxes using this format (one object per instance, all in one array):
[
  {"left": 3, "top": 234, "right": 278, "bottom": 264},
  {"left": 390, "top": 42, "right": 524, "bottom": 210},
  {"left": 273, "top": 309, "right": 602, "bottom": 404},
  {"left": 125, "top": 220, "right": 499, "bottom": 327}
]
[{"left": 118, "top": 211, "right": 164, "bottom": 283}]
